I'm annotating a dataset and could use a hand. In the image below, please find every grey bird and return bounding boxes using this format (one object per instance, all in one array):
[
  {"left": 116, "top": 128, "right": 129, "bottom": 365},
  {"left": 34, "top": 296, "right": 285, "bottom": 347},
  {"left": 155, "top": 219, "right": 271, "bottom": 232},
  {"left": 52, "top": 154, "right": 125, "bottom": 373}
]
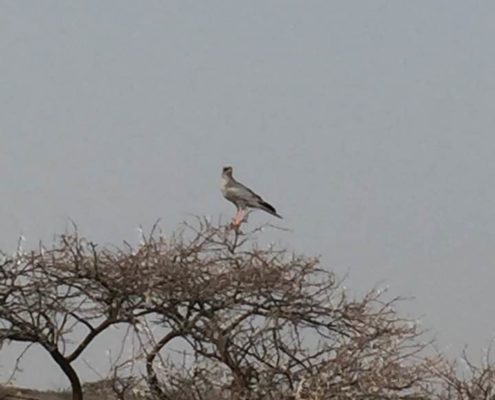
[{"left": 221, "top": 166, "right": 282, "bottom": 227}]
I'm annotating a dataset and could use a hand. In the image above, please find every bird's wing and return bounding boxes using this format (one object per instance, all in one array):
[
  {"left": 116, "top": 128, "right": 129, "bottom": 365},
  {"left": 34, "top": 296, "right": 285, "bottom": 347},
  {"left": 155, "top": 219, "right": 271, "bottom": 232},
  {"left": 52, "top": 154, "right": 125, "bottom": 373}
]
[
  {"left": 225, "top": 179, "right": 282, "bottom": 218},
  {"left": 223, "top": 181, "right": 263, "bottom": 208},
  {"left": 230, "top": 181, "right": 263, "bottom": 203}
]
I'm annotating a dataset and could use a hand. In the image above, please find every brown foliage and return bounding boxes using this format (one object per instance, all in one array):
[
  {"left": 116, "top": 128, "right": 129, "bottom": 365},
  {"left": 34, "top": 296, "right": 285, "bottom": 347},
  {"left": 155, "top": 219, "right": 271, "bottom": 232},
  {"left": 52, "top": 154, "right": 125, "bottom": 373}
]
[
  {"left": 433, "top": 349, "right": 495, "bottom": 400},
  {"left": 0, "top": 219, "right": 493, "bottom": 400}
]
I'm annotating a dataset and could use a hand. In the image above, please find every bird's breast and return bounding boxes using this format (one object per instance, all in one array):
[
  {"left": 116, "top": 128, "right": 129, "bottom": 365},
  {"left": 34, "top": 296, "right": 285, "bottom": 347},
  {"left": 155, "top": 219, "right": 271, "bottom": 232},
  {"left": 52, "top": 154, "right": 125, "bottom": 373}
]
[{"left": 220, "top": 177, "right": 230, "bottom": 197}]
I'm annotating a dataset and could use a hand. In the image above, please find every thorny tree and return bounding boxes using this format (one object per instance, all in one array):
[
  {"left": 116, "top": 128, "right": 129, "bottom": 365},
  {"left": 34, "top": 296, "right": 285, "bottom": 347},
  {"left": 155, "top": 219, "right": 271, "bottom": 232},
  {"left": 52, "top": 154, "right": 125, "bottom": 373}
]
[
  {"left": 433, "top": 348, "right": 495, "bottom": 400},
  {"left": 0, "top": 233, "right": 153, "bottom": 400},
  {"left": 0, "top": 219, "right": 493, "bottom": 399},
  {"left": 129, "top": 220, "right": 440, "bottom": 400}
]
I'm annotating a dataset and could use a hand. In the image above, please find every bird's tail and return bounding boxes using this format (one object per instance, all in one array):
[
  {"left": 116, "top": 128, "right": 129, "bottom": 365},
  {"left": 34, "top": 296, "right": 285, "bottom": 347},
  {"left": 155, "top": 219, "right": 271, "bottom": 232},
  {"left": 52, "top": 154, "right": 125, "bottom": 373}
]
[{"left": 258, "top": 200, "right": 282, "bottom": 219}]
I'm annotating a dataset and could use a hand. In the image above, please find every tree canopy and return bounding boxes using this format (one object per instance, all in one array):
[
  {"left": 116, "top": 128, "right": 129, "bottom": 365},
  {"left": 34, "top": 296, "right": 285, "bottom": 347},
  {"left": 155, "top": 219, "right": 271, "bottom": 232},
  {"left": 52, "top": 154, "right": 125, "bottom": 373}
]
[{"left": 0, "top": 220, "right": 493, "bottom": 400}]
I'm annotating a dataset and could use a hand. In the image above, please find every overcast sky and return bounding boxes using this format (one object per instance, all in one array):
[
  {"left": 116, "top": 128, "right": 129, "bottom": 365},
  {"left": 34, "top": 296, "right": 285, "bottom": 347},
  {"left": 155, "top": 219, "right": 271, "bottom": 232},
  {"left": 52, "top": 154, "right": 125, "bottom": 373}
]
[{"left": 1, "top": 0, "right": 495, "bottom": 389}]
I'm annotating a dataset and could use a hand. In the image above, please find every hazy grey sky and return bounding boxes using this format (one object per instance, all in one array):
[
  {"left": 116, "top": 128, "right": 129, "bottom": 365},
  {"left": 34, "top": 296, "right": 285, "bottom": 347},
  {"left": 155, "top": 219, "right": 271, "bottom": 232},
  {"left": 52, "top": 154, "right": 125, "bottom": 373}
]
[{"left": 2, "top": 0, "right": 495, "bottom": 389}]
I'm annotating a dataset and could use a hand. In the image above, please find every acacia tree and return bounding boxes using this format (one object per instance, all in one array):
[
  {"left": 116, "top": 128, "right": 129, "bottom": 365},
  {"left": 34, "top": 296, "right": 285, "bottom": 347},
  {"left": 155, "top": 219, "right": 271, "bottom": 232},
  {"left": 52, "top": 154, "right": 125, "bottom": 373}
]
[
  {"left": 117, "top": 220, "right": 441, "bottom": 399},
  {"left": 0, "top": 233, "right": 153, "bottom": 400},
  {"left": 432, "top": 349, "right": 495, "bottom": 400},
  {"left": 1, "top": 219, "right": 493, "bottom": 400}
]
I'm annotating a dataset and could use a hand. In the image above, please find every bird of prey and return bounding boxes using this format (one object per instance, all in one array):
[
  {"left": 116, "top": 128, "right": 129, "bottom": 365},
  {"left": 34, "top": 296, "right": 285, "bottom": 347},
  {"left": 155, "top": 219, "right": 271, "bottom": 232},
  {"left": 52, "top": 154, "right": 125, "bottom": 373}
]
[{"left": 221, "top": 166, "right": 282, "bottom": 228}]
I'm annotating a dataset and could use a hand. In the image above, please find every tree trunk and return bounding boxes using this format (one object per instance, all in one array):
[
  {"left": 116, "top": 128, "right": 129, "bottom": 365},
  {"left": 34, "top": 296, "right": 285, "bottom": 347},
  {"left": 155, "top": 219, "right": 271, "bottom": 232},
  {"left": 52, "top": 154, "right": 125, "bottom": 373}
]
[
  {"left": 47, "top": 347, "right": 83, "bottom": 400},
  {"left": 145, "top": 330, "right": 183, "bottom": 399}
]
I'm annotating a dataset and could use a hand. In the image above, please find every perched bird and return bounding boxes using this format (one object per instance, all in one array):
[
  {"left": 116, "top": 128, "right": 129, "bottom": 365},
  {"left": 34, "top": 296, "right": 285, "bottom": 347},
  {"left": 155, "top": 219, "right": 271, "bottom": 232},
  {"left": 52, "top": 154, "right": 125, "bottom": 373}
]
[{"left": 221, "top": 166, "right": 282, "bottom": 227}]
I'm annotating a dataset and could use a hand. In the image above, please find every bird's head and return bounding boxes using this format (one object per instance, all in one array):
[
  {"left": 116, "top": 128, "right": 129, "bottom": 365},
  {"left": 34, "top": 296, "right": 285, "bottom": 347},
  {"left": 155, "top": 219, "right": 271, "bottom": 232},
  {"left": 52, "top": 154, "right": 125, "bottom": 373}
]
[{"left": 222, "top": 166, "right": 233, "bottom": 178}]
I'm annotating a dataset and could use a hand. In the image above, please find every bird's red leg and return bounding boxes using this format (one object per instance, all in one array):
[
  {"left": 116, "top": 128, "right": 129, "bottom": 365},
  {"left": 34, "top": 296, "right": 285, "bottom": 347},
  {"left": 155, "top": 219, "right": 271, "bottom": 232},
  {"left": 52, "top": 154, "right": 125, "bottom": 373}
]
[
  {"left": 237, "top": 209, "right": 247, "bottom": 226},
  {"left": 231, "top": 209, "right": 245, "bottom": 229},
  {"left": 234, "top": 211, "right": 242, "bottom": 227},
  {"left": 230, "top": 209, "right": 240, "bottom": 229}
]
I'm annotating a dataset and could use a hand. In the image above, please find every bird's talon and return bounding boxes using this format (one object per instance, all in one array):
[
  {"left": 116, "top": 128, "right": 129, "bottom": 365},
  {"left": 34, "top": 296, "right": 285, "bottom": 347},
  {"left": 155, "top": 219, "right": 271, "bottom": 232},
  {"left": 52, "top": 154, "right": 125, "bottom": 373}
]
[{"left": 229, "top": 218, "right": 240, "bottom": 230}]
